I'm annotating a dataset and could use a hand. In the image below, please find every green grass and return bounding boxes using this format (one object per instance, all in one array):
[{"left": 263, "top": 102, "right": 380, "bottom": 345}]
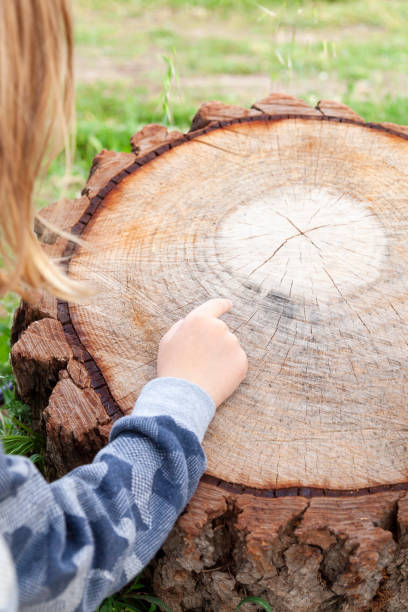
[
  {"left": 98, "top": 571, "right": 172, "bottom": 611},
  {"left": 0, "top": 295, "right": 45, "bottom": 468},
  {"left": 0, "top": 294, "right": 16, "bottom": 381},
  {"left": 98, "top": 577, "right": 274, "bottom": 612},
  {"left": 40, "top": 0, "right": 407, "bottom": 204},
  {"left": 73, "top": 0, "right": 408, "bottom": 101}
]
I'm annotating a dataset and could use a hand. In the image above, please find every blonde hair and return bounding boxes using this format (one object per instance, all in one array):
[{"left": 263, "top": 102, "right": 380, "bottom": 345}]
[{"left": 0, "top": 0, "right": 86, "bottom": 301}]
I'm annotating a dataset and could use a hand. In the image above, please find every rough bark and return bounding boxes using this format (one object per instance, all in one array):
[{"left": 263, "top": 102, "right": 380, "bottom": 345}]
[
  {"left": 190, "top": 101, "right": 262, "bottom": 131},
  {"left": 130, "top": 124, "right": 184, "bottom": 156},
  {"left": 251, "top": 92, "right": 321, "bottom": 116},
  {"left": 153, "top": 482, "right": 407, "bottom": 611},
  {"left": 316, "top": 99, "right": 364, "bottom": 122},
  {"left": 10, "top": 93, "right": 408, "bottom": 610}
]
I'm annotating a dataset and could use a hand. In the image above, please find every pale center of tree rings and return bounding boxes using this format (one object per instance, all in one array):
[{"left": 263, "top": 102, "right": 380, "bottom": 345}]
[{"left": 217, "top": 185, "right": 386, "bottom": 303}]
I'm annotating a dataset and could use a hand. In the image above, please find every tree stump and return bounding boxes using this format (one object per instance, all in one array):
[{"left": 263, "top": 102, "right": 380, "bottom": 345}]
[{"left": 10, "top": 94, "right": 408, "bottom": 611}]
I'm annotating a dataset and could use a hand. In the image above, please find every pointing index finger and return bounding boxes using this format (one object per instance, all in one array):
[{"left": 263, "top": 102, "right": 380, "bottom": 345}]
[{"left": 188, "top": 298, "right": 233, "bottom": 319}]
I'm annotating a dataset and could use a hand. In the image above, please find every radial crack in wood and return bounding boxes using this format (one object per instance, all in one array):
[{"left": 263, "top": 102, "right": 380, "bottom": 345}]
[{"left": 316, "top": 100, "right": 365, "bottom": 122}]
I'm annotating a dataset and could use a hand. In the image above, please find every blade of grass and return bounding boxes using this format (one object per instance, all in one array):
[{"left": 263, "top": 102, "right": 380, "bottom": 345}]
[
  {"left": 159, "top": 53, "right": 177, "bottom": 126},
  {"left": 122, "top": 594, "right": 172, "bottom": 612},
  {"left": 234, "top": 596, "right": 274, "bottom": 611}
]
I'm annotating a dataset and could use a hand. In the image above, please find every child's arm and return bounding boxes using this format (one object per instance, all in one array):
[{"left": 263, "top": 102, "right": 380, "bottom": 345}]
[{"left": 0, "top": 299, "right": 247, "bottom": 611}]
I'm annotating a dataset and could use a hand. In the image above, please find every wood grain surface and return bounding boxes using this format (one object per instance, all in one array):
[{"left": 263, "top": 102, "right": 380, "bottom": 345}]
[{"left": 62, "top": 114, "right": 408, "bottom": 491}]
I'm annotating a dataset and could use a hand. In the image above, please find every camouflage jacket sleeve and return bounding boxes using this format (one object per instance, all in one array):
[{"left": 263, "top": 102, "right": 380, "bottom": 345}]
[{"left": 0, "top": 377, "right": 215, "bottom": 612}]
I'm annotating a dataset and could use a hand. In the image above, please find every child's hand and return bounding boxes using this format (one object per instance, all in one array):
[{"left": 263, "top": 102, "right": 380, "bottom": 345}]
[{"left": 157, "top": 298, "right": 248, "bottom": 407}]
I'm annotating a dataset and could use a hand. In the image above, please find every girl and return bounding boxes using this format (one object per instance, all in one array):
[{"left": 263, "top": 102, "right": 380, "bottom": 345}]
[{"left": 0, "top": 1, "right": 248, "bottom": 610}]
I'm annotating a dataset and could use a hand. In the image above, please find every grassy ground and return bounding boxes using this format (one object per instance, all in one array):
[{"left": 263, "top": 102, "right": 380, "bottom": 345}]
[
  {"left": 39, "top": 0, "right": 408, "bottom": 204},
  {"left": 2, "top": 0, "right": 408, "bottom": 609},
  {"left": 73, "top": 0, "right": 408, "bottom": 109}
]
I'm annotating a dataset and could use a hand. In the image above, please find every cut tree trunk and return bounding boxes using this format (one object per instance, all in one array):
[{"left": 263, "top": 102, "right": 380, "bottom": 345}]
[{"left": 10, "top": 93, "right": 408, "bottom": 611}]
